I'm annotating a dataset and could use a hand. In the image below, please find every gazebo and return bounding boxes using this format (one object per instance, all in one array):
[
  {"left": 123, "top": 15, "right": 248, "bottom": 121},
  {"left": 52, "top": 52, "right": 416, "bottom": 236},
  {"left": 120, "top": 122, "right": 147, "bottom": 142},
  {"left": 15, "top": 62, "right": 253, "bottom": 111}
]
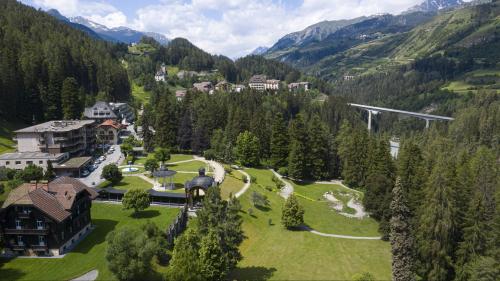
[
  {"left": 185, "top": 168, "right": 216, "bottom": 208},
  {"left": 152, "top": 165, "right": 177, "bottom": 191}
]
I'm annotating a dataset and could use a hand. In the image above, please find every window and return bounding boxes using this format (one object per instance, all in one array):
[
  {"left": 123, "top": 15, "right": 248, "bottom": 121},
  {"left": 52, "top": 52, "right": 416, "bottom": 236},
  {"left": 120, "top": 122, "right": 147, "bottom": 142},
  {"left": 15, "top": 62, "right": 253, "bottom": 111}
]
[
  {"left": 26, "top": 161, "right": 33, "bottom": 165},
  {"left": 38, "top": 236, "right": 45, "bottom": 246},
  {"left": 17, "top": 236, "right": 23, "bottom": 246},
  {"left": 39, "top": 161, "right": 43, "bottom": 164},
  {"left": 5, "top": 161, "right": 10, "bottom": 165},
  {"left": 15, "top": 161, "right": 21, "bottom": 165},
  {"left": 15, "top": 220, "right": 21, "bottom": 230},
  {"left": 36, "top": 220, "right": 44, "bottom": 230}
]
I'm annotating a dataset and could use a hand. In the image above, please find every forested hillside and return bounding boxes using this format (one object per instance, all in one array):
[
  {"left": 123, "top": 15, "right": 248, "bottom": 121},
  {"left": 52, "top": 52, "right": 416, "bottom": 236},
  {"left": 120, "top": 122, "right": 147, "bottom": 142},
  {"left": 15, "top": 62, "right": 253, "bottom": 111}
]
[{"left": 0, "top": 0, "right": 130, "bottom": 124}]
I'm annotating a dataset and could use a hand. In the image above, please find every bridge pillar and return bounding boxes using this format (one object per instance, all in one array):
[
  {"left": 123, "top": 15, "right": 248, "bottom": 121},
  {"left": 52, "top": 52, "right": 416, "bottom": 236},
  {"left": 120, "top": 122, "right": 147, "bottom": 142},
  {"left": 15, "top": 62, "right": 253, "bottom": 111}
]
[
  {"left": 425, "top": 119, "right": 430, "bottom": 129},
  {"left": 368, "top": 110, "right": 372, "bottom": 131}
]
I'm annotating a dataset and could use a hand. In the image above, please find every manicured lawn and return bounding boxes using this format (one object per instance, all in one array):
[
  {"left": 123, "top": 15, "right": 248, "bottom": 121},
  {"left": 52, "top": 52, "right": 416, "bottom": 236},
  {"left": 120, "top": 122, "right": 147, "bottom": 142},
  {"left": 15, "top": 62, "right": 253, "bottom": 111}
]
[
  {"left": 0, "top": 203, "right": 179, "bottom": 281},
  {"left": 167, "top": 160, "right": 207, "bottom": 172},
  {"left": 229, "top": 168, "right": 391, "bottom": 280},
  {"left": 99, "top": 176, "right": 152, "bottom": 191},
  {"left": 134, "top": 154, "right": 194, "bottom": 165},
  {"left": 292, "top": 182, "right": 380, "bottom": 236},
  {"left": 220, "top": 171, "right": 245, "bottom": 199}
]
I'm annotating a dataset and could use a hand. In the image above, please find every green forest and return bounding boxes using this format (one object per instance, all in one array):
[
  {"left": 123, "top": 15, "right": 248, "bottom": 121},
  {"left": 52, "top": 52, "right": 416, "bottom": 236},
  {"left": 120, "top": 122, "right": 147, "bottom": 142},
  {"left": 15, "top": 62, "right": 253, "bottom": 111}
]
[{"left": 0, "top": 0, "right": 498, "bottom": 280}]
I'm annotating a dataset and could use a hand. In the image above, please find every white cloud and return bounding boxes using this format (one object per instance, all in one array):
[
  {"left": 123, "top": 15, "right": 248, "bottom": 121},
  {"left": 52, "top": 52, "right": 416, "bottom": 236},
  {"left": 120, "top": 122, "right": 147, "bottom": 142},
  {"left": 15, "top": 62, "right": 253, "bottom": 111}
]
[
  {"left": 32, "top": 0, "right": 127, "bottom": 27},
  {"left": 130, "top": 0, "right": 427, "bottom": 58},
  {"left": 29, "top": 0, "right": 457, "bottom": 57}
]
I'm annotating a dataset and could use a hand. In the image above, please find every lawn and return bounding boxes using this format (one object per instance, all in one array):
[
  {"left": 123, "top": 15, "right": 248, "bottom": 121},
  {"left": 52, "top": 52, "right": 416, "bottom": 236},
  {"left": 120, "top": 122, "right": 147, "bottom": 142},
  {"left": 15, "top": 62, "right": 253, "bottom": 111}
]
[
  {"left": 292, "top": 182, "right": 380, "bottom": 236},
  {"left": 229, "top": 168, "right": 391, "bottom": 280},
  {"left": 167, "top": 160, "right": 207, "bottom": 172},
  {"left": 99, "top": 176, "right": 152, "bottom": 191},
  {"left": 131, "top": 82, "right": 150, "bottom": 105},
  {"left": 0, "top": 119, "right": 23, "bottom": 154},
  {"left": 134, "top": 154, "right": 194, "bottom": 165},
  {"left": 0, "top": 203, "right": 180, "bottom": 281},
  {"left": 219, "top": 171, "right": 245, "bottom": 200}
]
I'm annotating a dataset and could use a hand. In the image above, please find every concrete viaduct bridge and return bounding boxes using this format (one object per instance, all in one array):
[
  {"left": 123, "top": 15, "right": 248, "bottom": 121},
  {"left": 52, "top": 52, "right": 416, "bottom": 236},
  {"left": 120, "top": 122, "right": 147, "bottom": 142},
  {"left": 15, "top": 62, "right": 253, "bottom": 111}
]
[{"left": 348, "top": 103, "right": 455, "bottom": 131}]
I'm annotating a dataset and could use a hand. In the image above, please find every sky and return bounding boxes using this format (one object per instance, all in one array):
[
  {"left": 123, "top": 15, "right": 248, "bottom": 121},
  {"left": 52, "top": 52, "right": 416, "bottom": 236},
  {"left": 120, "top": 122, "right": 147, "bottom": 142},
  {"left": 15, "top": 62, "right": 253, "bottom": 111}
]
[{"left": 21, "top": 0, "right": 437, "bottom": 58}]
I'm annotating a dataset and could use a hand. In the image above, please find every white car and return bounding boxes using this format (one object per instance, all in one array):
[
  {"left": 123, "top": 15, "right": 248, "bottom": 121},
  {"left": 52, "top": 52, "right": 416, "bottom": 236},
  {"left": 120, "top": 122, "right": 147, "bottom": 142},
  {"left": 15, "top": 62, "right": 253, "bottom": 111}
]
[{"left": 99, "top": 156, "right": 106, "bottom": 161}]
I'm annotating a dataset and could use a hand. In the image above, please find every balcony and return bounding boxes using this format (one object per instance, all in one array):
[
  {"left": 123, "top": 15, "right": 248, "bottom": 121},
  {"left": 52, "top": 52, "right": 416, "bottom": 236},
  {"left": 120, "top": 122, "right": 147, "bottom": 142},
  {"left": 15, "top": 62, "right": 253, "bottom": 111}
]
[
  {"left": 31, "top": 244, "right": 48, "bottom": 251},
  {"left": 4, "top": 228, "right": 50, "bottom": 235},
  {"left": 17, "top": 212, "right": 31, "bottom": 219}
]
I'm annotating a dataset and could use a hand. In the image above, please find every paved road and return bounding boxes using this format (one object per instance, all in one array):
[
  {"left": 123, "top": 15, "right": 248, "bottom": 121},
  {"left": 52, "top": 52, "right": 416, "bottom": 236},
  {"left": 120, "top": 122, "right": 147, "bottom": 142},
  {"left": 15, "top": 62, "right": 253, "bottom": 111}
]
[
  {"left": 71, "top": 270, "right": 98, "bottom": 281},
  {"left": 270, "top": 169, "right": 294, "bottom": 199},
  {"left": 234, "top": 169, "right": 251, "bottom": 198},
  {"left": 79, "top": 145, "right": 123, "bottom": 187}
]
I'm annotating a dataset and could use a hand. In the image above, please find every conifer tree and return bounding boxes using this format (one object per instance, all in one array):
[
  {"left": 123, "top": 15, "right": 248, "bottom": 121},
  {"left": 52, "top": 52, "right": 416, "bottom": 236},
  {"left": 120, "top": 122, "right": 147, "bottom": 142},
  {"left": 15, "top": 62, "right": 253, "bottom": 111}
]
[
  {"left": 235, "top": 131, "right": 260, "bottom": 167},
  {"left": 390, "top": 178, "right": 415, "bottom": 281},
  {"left": 199, "top": 230, "right": 229, "bottom": 281},
  {"left": 60, "top": 77, "right": 81, "bottom": 119},
  {"left": 455, "top": 147, "right": 497, "bottom": 281},
  {"left": 288, "top": 114, "right": 310, "bottom": 180},
  {"left": 155, "top": 92, "right": 178, "bottom": 147},
  {"left": 281, "top": 194, "right": 304, "bottom": 229},
  {"left": 166, "top": 228, "right": 203, "bottom": 281},
  {"left": 308, "top": 115, "right": 330, "bottom": 180},
  {"left": 397, "top": 140, "right": 425, "bottom": 220},
  {"left": 141, "top": 106, "right": 154, "bottom": 153},
  {"left": 417, "top": 154, "right": 458, "bottom": 281},
  {"left": 270, "top": 112, "right": 289, "bottom": 169}
]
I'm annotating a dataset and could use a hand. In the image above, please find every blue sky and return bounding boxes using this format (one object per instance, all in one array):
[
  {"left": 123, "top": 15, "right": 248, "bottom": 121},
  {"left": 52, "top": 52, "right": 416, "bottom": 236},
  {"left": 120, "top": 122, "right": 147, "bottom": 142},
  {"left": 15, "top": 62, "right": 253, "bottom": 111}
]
[{"left": 22, "top": 0, "right": 431, "bottom": 57}]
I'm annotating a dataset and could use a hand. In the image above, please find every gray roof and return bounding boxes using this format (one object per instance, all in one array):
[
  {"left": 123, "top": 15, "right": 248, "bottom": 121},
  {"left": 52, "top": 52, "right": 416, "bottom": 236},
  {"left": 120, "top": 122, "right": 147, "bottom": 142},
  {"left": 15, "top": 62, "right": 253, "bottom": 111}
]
[
  {"left": 0, "top": 152, "right": 66, "bottom": 160},
  {"left": 15, "top": 120, "right": 95, "bottom": 133},
  {"left": 249, "top": 75, "right": 267, "bottom": 84},
  {"left": 84, "top": 101, "right": 118, "bottom": 119}
]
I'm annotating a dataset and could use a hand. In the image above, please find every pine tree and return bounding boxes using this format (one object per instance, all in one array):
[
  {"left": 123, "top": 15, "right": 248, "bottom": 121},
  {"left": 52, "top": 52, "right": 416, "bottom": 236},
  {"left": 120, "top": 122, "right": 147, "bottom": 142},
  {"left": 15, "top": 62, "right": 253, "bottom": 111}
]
[
  {"left": 397, "top": 140, "right": 425, "bottom": 220},
  {"left": 155, "top": 91, "right": 178, "bottom": 147},
  {"left": 235, "top": 131, "right": 260, "bottom": 167},
  {"left": 308, "top": 115, "right": 330, "bottom": 180},
  {"left": 199, "top": 230, "right": 229, "bottom": 281},
  {"left": 61, "top": 77, "right": 81, "bottom": 119},
  {"left": 390, "top": 178, "right": 415, "bottom": 281},
  {"left": 288, "top": 114, "right": 310, "bottom": 180},
  {"left": 281, "top": 194, "right": 305, "bottom": 229},
  {"left": 270, "top": 112, "right": 289, "bottom": 169},
  {"left": 166, "top": 228, "right": 203, "bottom": 281},
  {"left": 141, "top": 106, "right": 154, "bottom": 153},
  {"left": 417, "top": 154, "right": 458, "bottom": 281},
  {"left": 177, "top": 110, "right": 193, "bottom": 150},
  {"left": 455, "top": 147, "right": 497, "bottom": 281}
]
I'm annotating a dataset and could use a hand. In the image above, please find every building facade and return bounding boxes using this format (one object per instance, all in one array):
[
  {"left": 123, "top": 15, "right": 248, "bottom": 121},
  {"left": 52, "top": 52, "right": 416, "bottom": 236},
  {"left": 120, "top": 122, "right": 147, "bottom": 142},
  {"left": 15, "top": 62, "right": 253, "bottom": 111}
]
[
  {"left": 96, "top": 119, "right": 125, "bottom": 145},
  {"left": 193, "top": 82, "right": 213, "bottom": 93},
  {"left": 109, "top": 103, "right": 135, "bottom": 123},
  {"left": 0, "top": 152, "right": 68, "bottom": 171},
  {"left": 248, "top": 75, "right": 267, "bottom": 91},
  {"left": 14, "top": 120, "right": 96, "bottom": 157},
  {"left": 0, "top": 177, "right": 98, "bottom": 256},
  {"left": 288, "top": 82, "right": 310, "bottom": 92},
  {"left": 83, "top": 102, "right": 118, "bottom": 122}
]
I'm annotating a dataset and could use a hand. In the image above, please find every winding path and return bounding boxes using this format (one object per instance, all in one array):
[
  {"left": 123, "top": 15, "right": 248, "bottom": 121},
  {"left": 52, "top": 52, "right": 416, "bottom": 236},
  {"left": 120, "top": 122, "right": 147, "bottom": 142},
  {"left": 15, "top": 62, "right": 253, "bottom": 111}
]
[
  {"left": 71, "top": 270, "right": 98, "bottom": 281},
  {"left": 271, "top": 171, "right": 381, "bottom": 240},
  {"left": 234, "top": 169, "right": 251, "bottom": 198}
]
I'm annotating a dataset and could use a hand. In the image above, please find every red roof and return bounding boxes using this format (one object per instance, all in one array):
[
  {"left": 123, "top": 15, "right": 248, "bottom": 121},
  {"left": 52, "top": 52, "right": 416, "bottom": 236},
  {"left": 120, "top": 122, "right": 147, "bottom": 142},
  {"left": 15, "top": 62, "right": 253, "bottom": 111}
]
[{"left": 98, "top": 119, "right": 125, "bottom": 130}]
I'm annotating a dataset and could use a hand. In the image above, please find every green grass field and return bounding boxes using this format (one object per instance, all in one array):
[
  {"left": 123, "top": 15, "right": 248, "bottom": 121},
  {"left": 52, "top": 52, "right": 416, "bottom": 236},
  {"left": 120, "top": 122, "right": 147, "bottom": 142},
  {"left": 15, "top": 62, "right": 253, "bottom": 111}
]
[
  {"left": 99, "top": 176, "right": 152, "bottom": 190},
  {"left": 229, "top": 168, "right": 391, "bottom": 280},
  {"left": 0, "top": 203, "right": 179, "bottom": 281},
  {"left": 131, "top": 82, "right": 150, "bottom": 105},
  {"left": 134, "top": 154, "right": 195, "bottom": 165},
  {"left": 167, "top": 160, "right": 207, "bottom": 172},
  {"left": 0, "top": 119, "right": 22, "bottom": 154},
  {"left": 220, "top": 171, "right": 245, "bottom": 199}
]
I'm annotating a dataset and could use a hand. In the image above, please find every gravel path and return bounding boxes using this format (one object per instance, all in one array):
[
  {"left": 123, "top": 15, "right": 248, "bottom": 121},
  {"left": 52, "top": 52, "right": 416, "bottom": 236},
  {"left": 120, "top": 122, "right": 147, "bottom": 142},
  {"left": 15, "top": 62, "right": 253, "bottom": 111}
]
[
  {"left": 194, "top": 156, "right": 225, "bottom": 183},
  {"left": 234, "top": 169, "right": 251, "bottom": 198},
  {"left": 340, "top": 198, "right": 368, "bottom": 219},
  {"left": 71, "top": 270, "right": 98, "bottom": 281},
  {"left": 270, "top": 169, "right": 294, "bottom": 199}
]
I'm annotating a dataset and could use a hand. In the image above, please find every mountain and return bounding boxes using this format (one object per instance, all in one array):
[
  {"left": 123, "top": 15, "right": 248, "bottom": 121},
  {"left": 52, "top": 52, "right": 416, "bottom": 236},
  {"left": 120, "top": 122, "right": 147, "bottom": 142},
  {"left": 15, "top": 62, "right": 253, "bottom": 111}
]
[
  {"left": 265, "top": 12, "right": 436, "bottom": 68},
  {"left": 69, "top": 16, "right": 169, "bottom": 45},
  {"left": 250, "top": 46, "right": 269, "bottom": 55},
  {"left": 268, "top": 1, "right": 499, "bottom": 81},
  {"left": 265, "top": 16, "right": 368, "bottom": 58},
  {"left": 405, "top": 0, "right": 465, "bottom": 13},
  {"left": 45, "top": 9, "right": 102, "bottom": 40}
]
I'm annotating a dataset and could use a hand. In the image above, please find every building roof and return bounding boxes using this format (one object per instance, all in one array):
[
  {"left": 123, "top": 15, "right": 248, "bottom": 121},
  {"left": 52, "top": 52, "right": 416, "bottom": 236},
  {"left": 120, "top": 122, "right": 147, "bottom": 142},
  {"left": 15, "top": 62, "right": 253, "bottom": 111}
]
[
  {"left": 176, "top": 90, "right": 187, "bottom": 97},
  {"left": 84, "top": 101, "right": 118, "bottom": 119},
  {"left": 1, "top": 177, "right": 97, "bottom": 222},
  {"left": 249, "top": 75, "right": 267, "bottom": 84},
  {"left": 185, "top": 168, "right": 215, "bottom": 191},
  {"left": 98, "top": 119, "right": 125, "bottom": 130},
  {"left": 0, "top": 152, "right": 66, "bottom": 160},
  {"left": 266, "top": 79, "right": 280, "bottom": 84},
  {"left": 15, "top": 120, "right": 95, "bottom": 134},
  {"left": 53, "top": 157, "right": 92, "bottom": 169}
]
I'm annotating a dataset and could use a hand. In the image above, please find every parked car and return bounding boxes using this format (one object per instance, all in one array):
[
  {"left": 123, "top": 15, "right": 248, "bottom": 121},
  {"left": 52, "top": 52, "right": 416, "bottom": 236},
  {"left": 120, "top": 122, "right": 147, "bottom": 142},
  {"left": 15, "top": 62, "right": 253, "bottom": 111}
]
[
  {"left": 99, "top": 156, "right": 106, "bottom": 161},
  {"left": 81, "top": 170, "right": 90, "bottom": 177}
]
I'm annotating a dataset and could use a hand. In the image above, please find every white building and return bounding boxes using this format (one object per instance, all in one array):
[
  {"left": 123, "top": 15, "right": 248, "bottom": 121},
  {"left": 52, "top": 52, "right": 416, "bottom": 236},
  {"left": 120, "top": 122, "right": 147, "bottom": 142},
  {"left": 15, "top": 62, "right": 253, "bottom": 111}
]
[
  {"left": 193, "top": 81, "right": 213, "bottom": 93},
  {"left": 0, "top": 152, "right": 68, "bottom": 171},
  {"left": 14, "top": 120, "right": 96, "bottom": 156},
  {"left": 155, "top": 69, "right": 166, "bottom": 82},
  {"left": 248, "top": 75, "right": 267, "bottom": 91},
  {"left": 265, "top": 79, "right": 280, "bottom": 90},
  {"left": 288, "top": 82, "right": 310, "bottom": 92}
]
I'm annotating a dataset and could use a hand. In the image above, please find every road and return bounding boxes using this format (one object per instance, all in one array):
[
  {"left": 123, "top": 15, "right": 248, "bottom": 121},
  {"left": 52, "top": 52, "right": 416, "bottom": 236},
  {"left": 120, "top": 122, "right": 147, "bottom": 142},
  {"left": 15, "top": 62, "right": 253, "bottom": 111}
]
[{"left": 79, "top": 145, "right": 123, "bottom": 187}]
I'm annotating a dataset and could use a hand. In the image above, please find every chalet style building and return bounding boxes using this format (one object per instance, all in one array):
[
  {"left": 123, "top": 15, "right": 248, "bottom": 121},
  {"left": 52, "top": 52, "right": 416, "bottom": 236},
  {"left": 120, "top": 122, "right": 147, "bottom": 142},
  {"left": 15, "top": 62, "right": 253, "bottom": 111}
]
[
  {"left": 83, "top": 102, "right": 118, "bottom": 122},
  {"left": 96, "top": 119, "right": 126, "bottom": 145},
  {"left": 0, "top": 177, "right": 98, "bottom": 256},
  {"left": 248, "top": 75, "right": 281, "bottom": 91}
]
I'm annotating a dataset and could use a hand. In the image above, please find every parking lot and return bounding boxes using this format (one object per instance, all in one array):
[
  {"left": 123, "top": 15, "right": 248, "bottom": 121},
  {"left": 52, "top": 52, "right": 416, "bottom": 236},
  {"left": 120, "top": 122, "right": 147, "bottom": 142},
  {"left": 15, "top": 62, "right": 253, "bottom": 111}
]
[{"left": 79, "top": 145, "right": 123, "bottom": 187}]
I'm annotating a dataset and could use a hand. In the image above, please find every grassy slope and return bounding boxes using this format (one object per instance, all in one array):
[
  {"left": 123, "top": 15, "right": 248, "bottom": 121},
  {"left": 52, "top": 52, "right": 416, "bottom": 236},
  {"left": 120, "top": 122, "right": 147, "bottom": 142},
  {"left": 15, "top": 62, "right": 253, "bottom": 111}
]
[
  {"left": 442, "top": 68, "right": 500, "bottom": 94},
  {"left": 131, "top": 81, "right": 150, "bottom": 105},
  {"left": 220, "top": 171, "right": 245, "bottom": 200},
  {"left": 0, "top": 203, "right": 179, "bottom": 281},
  {"left": 230, "top": 168, "right": 391, "bottom": 280},
  {"left": 0, "top": 119, "right": 24, "bottom": 154}
]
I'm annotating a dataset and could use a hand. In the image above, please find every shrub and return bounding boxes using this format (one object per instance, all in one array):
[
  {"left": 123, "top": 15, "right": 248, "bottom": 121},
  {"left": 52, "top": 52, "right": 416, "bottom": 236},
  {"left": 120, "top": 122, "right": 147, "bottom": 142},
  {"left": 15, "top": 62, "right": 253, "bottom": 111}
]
[
  {"left": 242, "top": 175, "right": 249, "bottom": 183},
  {"left": 204, "top": 149, "right": 216, "bottom": 160},
  {"left": 224, "top": 166, "right": 233, "bottom": 174},
  {"left": 144, "top": 158, "right": 159, "bottom": 173},
  {"left": 250, "top": 175, "right": 257, "bottom": 183},
  {"left": 352, "top": 272, "right": 376, "bottom": 281},
  {"left": 277, "top": 167, "right": 288, "bottom": 176},
  {"left": 251, "top": 191, "right": 270, "bottom": 208}
]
